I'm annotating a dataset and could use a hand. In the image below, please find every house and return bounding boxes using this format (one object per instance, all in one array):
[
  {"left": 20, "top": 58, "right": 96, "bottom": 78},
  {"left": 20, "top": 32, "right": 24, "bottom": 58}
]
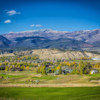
[
  {"left": 62, "top": 69, "right": 73, "bottom": 75},
  {"left": 10, "top": 67, "right": 23, "bottom": 71},
  {"left": 45, "top": 65, "right": 54, "bottom": 73},
  {"left": 0, "top": 66, "right": 5, "bottom": 70},
  {"left": 45, "top": 64, "right": 49, "bottom": 68},
  {"left": 90, "top": 69, "right": 99, "bottom": 74},
  {"left": 62, "top": 66, "right": 73, "bottom": 74},
  {"left": 0, "top": 64, "right": 5, "bottom": 70},
  {"left": 92, "top": 58, "right": 100, "bottom": 60},
  {"left": 54, "top": 66, "right": 73, "bottom": 75}
]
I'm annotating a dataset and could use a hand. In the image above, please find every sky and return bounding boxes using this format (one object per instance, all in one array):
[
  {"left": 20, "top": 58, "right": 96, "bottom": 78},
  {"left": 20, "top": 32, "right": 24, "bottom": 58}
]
[{"left": 0, "top": 0, "right": 100, "bottom": 34}]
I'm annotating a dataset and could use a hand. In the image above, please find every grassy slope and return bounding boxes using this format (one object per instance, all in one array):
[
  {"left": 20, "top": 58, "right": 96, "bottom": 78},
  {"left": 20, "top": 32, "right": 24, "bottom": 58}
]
[
  {"left": 0, "top": 87, "right": 100, "bottom": 100},
  {"left": 0, "top": 71, "right": 57, "bottom": 84},
  {"left": 0, "top": 71, "right": 100, "bottom": 84}
]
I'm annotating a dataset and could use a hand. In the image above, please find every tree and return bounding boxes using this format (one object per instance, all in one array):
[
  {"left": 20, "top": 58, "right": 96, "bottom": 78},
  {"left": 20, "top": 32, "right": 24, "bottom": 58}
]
[
  {"left": 5, "top": 66, "right": 9, "bottom": 71},
  {"left": 56, "top": 65, "right": 62, "bottom": 74},
  {"left": 42, "top": 65, "right": 47, "bottom": 75},
  {"left": 78, "top": 61, "right": 92, "bottom": 74}
]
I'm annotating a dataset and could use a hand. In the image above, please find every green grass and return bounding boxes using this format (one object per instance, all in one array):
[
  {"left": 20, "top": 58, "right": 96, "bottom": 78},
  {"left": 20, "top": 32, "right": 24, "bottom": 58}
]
[
  {"left": 0, "top": 73, "right": 25, "bottom": 79},
  {"left": 0, "top": 87, "right": 100, "bottom": 100},
  {"left": 32, "top": 75, "right": 57, "bottom": 80},
  {"left": 88, "top": 73, "right": 100, "bottom": 77},
  {"left": 88, "top": 73, "right": 100, "bottom": 81},
  {"left": 0, "top": 73, "right": 26, "bottom": 84}
]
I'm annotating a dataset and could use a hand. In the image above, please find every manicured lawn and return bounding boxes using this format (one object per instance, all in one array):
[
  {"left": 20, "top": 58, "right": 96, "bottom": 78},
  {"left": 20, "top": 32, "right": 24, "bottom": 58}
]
[
  {"left": 0, "top": 87, "right": 100, "bottom": 100},
  {"left": 88, "top": 73, "right": 100, "bottom": 81}
]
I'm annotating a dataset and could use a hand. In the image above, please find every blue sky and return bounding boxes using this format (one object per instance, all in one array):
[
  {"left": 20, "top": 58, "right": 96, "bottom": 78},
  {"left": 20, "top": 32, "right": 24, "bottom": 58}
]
[{"left": 0, "top": 0, "right": 100, "bottom": 34}]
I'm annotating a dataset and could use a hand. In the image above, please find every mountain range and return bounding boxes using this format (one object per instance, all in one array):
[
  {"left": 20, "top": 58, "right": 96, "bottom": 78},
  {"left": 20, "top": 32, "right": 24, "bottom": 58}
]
[{"left": 0, "top": 29, "right": 100, "bottom": 52}]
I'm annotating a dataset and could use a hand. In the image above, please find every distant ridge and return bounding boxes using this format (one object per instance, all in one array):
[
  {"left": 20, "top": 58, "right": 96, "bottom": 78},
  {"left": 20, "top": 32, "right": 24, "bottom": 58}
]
[{"left": 0, "top": 29, "right": 100, "bottom": 52}]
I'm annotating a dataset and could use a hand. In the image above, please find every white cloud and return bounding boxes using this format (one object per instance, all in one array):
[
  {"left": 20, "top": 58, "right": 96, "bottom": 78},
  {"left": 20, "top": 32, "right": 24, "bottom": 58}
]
[
  {"left": 30, "top": 24, "right": 35, "bottom": 27},
  {"left": 30, "top": 24, "right": 43, "bottom": 27},
  {"left": 4, "top": 19, "right": 11, "bottom": 23},
  {"left": 35, "top": 24, "right": 43, "bottom": 27},
  {"left": 6, "top": 10, "right": 21, "bottom": 16}
]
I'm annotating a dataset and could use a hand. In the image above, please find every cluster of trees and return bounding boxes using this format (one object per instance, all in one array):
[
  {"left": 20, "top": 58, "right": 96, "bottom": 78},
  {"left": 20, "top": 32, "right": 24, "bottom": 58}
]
[
  {"left": 79, "top": 57, "right": 91, "bottom": 60},
  {"left": 37, "top": 61, "right": 98, "bottom": 75},
  {"left": 60, "top": 61, "right": 77, "bottom": 67},
  {"left": 0, "top": 55, "right": 39, "bottom": 62},
  {"left": 55, "top": 61, "right": 92, "bottom": 75},
  {"left": 17, "top": 56, "right": 39, "bottom": 60},
  {"left": 72, "top": 62, "right": 92, "bottom": 74},
  {"left": 37, "top": 62, "right": 56, "bottom": 75},
  {"left": 93, "top": 62, "right": 100, "bottom": 69},
  {"left": 0, "top": 62, "right": 38, "bottom": 71}
]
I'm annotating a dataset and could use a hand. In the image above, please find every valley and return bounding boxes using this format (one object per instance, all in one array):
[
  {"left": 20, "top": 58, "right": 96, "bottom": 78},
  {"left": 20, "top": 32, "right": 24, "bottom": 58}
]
[{"left": 0, "top": 49, "right": 100, "bottom": 87}]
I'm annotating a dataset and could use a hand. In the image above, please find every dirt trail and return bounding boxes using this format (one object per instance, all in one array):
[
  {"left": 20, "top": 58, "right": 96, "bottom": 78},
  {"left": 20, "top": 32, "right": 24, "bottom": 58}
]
[{"left": 0, "top": 83, "right": 100, "bottom": 87}]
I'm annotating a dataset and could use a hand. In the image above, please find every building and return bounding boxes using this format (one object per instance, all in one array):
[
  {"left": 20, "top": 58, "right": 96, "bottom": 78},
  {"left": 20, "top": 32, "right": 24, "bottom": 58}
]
[
  {"left": 90, "top": 69, "right": 99, "bottom": 74},
  {"left": 92, "top": 58, "right": 100, "bottom": 60}
]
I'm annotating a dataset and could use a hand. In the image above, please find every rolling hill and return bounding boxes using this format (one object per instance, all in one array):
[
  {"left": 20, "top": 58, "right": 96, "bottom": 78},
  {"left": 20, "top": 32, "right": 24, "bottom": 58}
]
[{"left": 1, "top": 48, "right": 100, "bottom": 60}]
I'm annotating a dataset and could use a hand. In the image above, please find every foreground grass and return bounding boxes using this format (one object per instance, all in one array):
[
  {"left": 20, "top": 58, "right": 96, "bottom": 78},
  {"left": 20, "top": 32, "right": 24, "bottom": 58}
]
[{"left": 0, "top": 87, "right": 100, "bottom": 100}]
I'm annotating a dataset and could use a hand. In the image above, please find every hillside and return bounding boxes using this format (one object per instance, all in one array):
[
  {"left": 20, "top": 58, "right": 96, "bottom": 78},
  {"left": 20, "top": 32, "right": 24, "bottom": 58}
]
[
  {"left": 0, "top": 35, "right": 11, "bottom": 48},
  {"left": 2, "top": 49, "right": 100, "bottom": 60},
  {"left": 31, "top": 49, "right": 100, "bottom": 60},
  {"left": 11, "top": 37, "right": 87, "bottom": 50}
]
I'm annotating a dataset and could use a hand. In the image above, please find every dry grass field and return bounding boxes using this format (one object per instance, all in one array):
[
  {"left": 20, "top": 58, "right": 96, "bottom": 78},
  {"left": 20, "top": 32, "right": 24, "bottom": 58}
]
[{"left": 0, "top": 71, "right": 100, "bottom": 87}]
